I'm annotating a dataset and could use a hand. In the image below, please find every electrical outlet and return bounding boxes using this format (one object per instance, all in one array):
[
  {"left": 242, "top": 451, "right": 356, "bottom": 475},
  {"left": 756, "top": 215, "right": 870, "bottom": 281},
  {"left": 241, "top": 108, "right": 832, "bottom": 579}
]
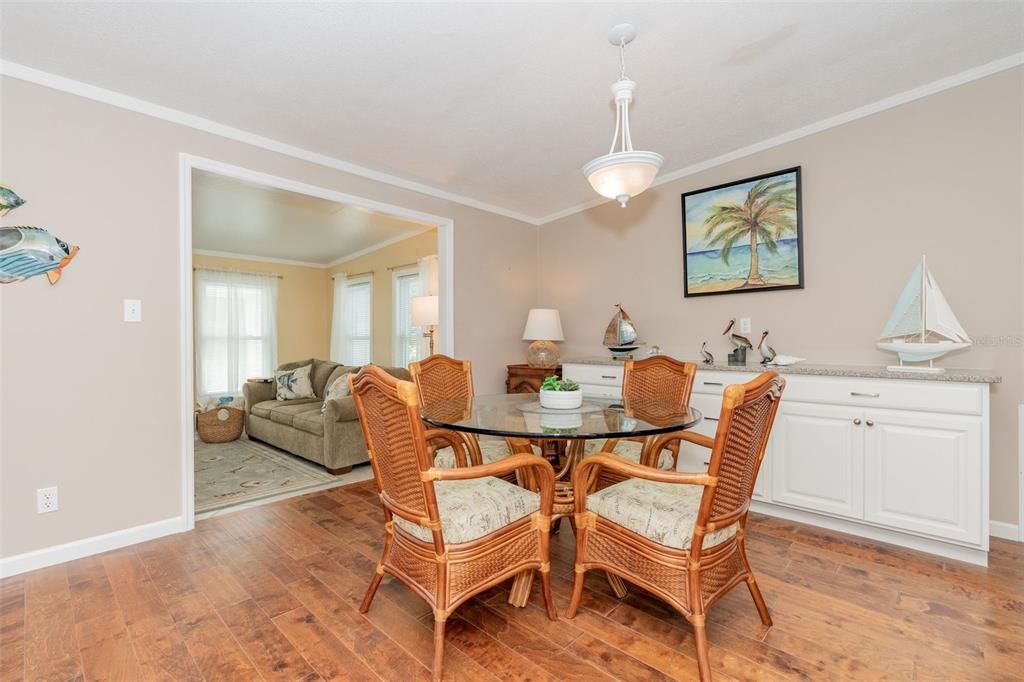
[
  {"left": 123, "top": 299, "right": 142, "bottom": 323},
  {"left": 739, "top": 317, "right": 752, "bottom": 334},
  {"left": 37, "top": 487, "right": 58, "bottom": 514}
]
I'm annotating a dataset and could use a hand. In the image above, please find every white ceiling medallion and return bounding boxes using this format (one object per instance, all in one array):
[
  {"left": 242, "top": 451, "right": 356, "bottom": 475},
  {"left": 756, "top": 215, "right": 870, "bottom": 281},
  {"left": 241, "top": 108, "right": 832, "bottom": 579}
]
[{"left": 582, "top": 23, "right": 664, "bottom": 208}]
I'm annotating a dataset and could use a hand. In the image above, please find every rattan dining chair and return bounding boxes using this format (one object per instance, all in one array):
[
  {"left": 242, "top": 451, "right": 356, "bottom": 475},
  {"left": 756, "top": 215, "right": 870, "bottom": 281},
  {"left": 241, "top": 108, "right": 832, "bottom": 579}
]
[
  {"left": 569, "top": 371, "right": 785, "bottom": 682},
  {"left": 410, "top": 354, "right": 521, "bottom": 475},
  {"left": 587, "top": 355, "right": 698, "bottom": 485},
  {"left": 349, "top": 365, "right": 558, "bottom": 681}
]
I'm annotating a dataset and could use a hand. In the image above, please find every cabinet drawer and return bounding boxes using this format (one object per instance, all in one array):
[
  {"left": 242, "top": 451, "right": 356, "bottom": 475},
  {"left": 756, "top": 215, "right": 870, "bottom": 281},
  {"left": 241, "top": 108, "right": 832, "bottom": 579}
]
[
  {"left": 783, "top": 375, "right": 985, "bottom": 415},
  {"left": 693, "top": 370, "right": 761, "bottom": 396},
  {"left": 577, "top": 382, "right": 620, "bottom": 399},
  {"left": 563, "top": 363, "right": 624, "bottom": 388}
]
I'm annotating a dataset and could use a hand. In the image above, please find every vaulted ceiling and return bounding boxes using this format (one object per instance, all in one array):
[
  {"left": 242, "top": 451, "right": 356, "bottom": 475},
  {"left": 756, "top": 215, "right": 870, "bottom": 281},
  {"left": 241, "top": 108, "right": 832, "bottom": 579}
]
[{"left": 2, "top": 2, "right": 1021, "bottom": 222}]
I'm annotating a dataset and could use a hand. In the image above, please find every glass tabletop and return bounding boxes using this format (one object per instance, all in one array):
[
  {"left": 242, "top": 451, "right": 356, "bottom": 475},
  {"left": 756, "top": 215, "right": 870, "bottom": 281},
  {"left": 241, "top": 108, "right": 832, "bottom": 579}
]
[{"left": 420, "top": 393, "right": 702, "bottom": 440}]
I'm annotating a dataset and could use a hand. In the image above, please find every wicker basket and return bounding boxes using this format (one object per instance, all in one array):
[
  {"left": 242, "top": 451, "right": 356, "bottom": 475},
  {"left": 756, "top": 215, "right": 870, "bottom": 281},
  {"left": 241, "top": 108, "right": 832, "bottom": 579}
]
[{"left": 196, "top": 406, "right": 244, "bottom": 443}]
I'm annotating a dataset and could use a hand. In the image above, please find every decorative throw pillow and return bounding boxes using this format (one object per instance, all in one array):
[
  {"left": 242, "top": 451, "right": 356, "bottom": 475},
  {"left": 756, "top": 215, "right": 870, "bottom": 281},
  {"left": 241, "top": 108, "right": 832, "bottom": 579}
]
[
  {"left": 275, "top": 364, "right": 315, "bottom": 400},
  {"left": 321, "top": 373, "right": 352, "bottom": 412}
]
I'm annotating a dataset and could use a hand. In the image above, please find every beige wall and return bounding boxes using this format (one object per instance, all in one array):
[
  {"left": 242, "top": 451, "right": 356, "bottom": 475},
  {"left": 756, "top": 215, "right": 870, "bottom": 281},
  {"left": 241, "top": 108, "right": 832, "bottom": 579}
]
[
  {"left": 0, "top": 76, "right": 538, "bottom": 560},
  {"left": 327, "top": 229, "right": 437, "bottom": 366},
  {"left": 2, "top": 66, "right": 1018, "bottom": 565},
  {"left": 539, "top": 68, "right": 1024, "bottom": 525},
  {"left": 192, "top": 254, "right": 330, "bottom": 375}
]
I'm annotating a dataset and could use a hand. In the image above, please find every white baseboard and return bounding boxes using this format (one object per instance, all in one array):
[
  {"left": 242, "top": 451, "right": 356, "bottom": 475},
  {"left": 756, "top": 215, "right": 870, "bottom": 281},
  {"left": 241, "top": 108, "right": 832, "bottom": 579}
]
[
  {"left": 749, "top": 501, "right": 989, "bottom": 566},
  {"left": 990, "top": 520, "right": 1021, "bottom": 542},
  {"left": 0, "top": 516, "right": 185, "bottom": 578}
]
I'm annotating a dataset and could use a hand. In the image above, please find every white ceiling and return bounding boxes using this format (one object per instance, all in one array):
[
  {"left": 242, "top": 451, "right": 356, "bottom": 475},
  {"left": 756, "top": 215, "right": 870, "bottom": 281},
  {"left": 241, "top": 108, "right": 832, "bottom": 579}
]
[
  {"left": 2, "top": 3, "right": 1022, "bottom": 221},
  {"left": 191, "top": 170, "right": 432, "bottom": 265}
]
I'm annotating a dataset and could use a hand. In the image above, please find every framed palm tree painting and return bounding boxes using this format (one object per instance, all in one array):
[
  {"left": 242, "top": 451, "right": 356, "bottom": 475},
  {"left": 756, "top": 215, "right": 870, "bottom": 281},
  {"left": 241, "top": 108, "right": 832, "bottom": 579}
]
[{"left": 681, "top": 167, "right": 803, "bottom": 297}]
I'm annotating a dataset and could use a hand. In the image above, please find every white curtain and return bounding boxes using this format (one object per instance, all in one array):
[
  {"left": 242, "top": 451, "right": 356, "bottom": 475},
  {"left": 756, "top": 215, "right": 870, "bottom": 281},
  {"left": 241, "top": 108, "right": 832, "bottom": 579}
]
[
  {"left": 329, "top": 273, "right": 348, "bottom": 363},
  {"left": 195, "top": 269, "right": 278, "bottom": 400},
  {"left": 417, "top": 255, "right": 439, "bottom": 355},
  {"left": 418, "top": 255, "right": 439, "bottom": 295}
]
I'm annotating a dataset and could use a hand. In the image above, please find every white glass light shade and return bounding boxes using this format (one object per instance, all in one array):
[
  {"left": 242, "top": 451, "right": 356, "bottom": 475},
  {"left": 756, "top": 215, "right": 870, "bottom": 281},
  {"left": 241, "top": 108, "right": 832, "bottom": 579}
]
[
  {"left": 410, "top": 295, "right": 439, "bottom": 326},
  {"left": 522, "top": 308, "right": 564, "bottom": 341},
  {"left": 583, "top": 150, "right": 664, "bottom": 207}
]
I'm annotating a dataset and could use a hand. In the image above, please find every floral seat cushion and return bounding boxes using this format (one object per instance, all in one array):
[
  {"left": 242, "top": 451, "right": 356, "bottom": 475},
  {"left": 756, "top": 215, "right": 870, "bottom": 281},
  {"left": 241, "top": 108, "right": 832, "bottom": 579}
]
[
  {"left": 586, "top": 478, "right": 738, "bottom": 551},
  {"left": 433, "top": 438, "right": 509, "bottom": 468},
  {"left": 433, "top": 439, "right": 540, "bottom": 468},
  {"left": 393, "top": 476, "right": 539, "bottom": 544},
  {"left": 584, "top": 439, "right": 675, "bottom": 470}
]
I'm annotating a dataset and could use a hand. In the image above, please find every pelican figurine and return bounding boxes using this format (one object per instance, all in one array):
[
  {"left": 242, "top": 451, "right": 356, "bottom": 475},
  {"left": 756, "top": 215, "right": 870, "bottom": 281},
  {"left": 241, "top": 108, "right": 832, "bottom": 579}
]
[
  {"left": 700, "top": 341, "right": 714, "bottom": 365},
  {"left": 722, "top": 319, "right": 753, "bottom": 350},
  {"left": 758, "top": 330, "right": 777, "bottom": 364}
]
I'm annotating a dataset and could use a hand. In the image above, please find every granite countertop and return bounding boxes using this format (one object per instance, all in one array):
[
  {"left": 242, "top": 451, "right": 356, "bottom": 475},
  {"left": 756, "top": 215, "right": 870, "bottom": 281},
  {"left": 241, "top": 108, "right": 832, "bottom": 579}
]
[{"left": 563, "top": 357, "right": 1002, "bottom": 384}]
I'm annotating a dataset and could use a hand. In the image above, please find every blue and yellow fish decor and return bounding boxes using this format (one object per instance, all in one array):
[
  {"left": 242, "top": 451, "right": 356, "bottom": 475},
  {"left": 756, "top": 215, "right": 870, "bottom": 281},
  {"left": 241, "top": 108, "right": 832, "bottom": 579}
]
[
  {"left": 0, "top": 185, "right": 26, "bottom": 216},
  {"left": 0, "top": 227, "right": 80, "bottom": 284},
  {"left": 0, "top": 185, "right": 79, "bottom": 285}
]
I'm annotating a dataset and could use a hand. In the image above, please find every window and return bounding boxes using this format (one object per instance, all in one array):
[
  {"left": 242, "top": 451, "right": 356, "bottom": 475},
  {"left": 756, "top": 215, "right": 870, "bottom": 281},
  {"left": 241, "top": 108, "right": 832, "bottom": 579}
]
[
  {"left": 195, "top": 269, "right": 278, "bottom": 400},
  {"left": 331, "top": 274, "right": 372, "bottom": 365},
  {"left": 393, "top": 268, "right": 423, "bottom": 366}
]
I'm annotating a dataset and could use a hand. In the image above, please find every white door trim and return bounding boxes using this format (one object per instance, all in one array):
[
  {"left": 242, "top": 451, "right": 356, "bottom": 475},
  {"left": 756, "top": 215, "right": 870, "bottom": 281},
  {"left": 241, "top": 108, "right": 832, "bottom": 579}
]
[
  {"left": 1019, "top": 403, "right": 1024, "bottom": 541},
  {"left": 179, "top": 153, "right": 455, "bottom": 530}
]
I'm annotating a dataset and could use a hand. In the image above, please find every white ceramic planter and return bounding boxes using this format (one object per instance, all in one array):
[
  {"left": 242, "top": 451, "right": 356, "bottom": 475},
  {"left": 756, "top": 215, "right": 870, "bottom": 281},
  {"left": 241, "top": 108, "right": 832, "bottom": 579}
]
[{"left": 539, "top": 389, "right": 583, "bottom": 410}]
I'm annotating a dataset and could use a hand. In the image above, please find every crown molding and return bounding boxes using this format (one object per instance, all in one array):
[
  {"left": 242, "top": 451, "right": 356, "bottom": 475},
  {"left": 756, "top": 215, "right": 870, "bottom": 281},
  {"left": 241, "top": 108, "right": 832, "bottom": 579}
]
[
  {"left": 3, "top": 52, "right": 1021, "bottom": 228},
  {"left": 192, "top": 249, "right": 330, "bottom": 268},
  {"left": 326, "top": 226, "right": 435, "bottom": 268},
  {"left": 536, "top": 51, "right": 1024, "bottom": 225},
  {"left": 0, "top": 60, "right": 541, "bottom": 226},
  {"left": 193, "top": 224, "right": 433, "bottom": 269}
]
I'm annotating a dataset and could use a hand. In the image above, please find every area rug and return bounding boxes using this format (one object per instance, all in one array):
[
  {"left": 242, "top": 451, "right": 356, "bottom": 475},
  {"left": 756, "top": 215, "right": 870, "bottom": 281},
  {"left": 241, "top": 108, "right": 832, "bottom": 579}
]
[{"left": 195, "top": 435, "right": 371, "bottom": 515}]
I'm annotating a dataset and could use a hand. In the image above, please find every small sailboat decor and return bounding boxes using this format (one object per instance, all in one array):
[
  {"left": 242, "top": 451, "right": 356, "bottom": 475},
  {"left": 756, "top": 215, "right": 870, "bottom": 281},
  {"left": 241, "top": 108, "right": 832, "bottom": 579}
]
[
  {"left": 877, "top": 256, "right": 971, "bottom": 372},
  {"left": 603, "top": 304, "right": 641, "bottom": 359}
]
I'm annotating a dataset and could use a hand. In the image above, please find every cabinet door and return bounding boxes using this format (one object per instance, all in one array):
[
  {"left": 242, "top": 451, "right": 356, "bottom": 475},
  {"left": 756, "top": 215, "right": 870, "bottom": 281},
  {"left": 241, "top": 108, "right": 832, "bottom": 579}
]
[
  {"left": 863, "top": 410, "right": 982, "bottom": 544},
  {"left": 772, "top": 402, "right": 864, "bottom": 518},
  {"left": 753, "top": 439, "right": 773, "bottom": 502},
  {"left": 678, "top": 393, "right": 720, "bottom": 472}
]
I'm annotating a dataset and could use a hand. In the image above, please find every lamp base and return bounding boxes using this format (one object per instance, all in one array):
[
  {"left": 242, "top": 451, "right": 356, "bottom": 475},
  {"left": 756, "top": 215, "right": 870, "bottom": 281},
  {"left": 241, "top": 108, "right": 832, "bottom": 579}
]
[{"left": 527, "top": 340, "right": 560, "bottom": 368}]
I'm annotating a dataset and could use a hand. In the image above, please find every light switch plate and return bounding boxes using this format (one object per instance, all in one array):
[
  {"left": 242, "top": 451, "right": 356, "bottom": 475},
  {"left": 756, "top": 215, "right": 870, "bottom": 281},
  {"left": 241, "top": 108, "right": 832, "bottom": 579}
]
[
  {"left": 739, "top": 317, "right": 752, "bottom": 334},
  {"left": 124, "top": 299, "right": 142, "bottom": 322}
]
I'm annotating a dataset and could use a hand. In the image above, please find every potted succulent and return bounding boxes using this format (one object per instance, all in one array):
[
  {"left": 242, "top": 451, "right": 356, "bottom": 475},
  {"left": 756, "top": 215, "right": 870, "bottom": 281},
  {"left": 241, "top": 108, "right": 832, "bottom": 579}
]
[{"left": 539, "top": 376, "right": 583, "bottom": 410}]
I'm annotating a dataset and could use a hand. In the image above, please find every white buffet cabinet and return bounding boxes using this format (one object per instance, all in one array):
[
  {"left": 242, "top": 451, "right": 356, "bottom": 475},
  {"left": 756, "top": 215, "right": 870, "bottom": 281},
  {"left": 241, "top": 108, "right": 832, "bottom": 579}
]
[{"left": 563, "top": 359, "right": 994, "bottom": 565}]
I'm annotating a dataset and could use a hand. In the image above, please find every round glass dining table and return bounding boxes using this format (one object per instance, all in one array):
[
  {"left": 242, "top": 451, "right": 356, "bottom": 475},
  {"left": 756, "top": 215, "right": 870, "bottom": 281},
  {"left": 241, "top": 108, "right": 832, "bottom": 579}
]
[
  {"left": 420, "top": 392, "right": 702, "bottom": 450},
  {"left": 421, "top": 393, "right": 703, "bottom": 607}
]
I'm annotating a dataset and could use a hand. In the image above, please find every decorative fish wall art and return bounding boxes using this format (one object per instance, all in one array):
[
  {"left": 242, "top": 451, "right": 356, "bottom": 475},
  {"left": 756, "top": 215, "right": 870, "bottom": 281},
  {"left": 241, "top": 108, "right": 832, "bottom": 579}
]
[
  {"left": 0, "top": 185, "right": 80, "bottom": 285},
  {"left": 0, "top": 185, "right": 26, "bottom": 215}
]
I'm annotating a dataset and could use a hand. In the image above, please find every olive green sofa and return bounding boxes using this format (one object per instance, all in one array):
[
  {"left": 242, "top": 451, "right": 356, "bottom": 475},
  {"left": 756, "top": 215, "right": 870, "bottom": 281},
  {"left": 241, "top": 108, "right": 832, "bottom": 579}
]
[{"left": 242, "top": 358, "right": 411, "bottom": 473}]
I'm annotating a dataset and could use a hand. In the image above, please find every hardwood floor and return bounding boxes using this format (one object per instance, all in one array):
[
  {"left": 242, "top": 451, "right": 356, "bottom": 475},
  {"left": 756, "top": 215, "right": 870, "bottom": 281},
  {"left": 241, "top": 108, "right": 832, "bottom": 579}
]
[{"left": 2, "top": 479, "right": 1022, "bottom": 681}]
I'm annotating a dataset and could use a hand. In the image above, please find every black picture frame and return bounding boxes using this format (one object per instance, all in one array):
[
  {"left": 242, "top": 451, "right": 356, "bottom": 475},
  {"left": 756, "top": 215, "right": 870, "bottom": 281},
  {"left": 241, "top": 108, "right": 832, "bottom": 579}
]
[{"left": 681, "top": 166, "right": 804, "bottom": 298}]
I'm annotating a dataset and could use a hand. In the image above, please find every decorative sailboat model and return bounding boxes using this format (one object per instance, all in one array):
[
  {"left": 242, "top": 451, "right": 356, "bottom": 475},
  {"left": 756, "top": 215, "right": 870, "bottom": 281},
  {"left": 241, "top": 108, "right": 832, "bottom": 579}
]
[
  {"left": 604, "top": 304, "right": 641, "bottom": 359},
  {"left": 877, "top": 256, "right": 971, "bottom": 373}
]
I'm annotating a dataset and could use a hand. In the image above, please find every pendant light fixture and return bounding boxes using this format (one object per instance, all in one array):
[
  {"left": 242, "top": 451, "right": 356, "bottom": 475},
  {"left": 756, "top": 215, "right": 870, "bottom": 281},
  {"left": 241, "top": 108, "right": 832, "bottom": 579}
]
[{"left": 582, "top": 24, "right": 663, "bottom": 208}]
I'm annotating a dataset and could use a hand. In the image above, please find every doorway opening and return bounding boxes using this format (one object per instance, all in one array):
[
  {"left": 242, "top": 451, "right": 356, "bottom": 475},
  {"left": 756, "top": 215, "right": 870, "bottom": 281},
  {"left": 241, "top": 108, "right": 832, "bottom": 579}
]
[{"left": 179, "top": 155, "right": 454, "bottom": 524}]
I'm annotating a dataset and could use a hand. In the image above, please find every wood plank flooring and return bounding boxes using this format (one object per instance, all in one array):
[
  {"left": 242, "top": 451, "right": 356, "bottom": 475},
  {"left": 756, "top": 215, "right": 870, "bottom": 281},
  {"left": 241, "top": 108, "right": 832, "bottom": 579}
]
[{"left": 2, "top": 479, "right": 1022, "bottom": 680}]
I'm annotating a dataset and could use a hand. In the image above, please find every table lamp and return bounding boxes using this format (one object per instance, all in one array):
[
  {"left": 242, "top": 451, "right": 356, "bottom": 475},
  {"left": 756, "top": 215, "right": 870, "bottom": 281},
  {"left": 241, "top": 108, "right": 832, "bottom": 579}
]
[
  {"left": 411, "top": 295, "right": 439, "bottom": 355},
  {"left": 522, "top": 308, "right": 564, "bottom": 368}
]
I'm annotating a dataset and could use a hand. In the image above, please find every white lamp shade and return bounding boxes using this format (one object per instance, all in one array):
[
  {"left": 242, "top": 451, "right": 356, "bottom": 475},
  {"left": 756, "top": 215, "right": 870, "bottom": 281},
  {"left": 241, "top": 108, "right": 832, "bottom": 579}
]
[
  {"left": 522, "top": 308, "right": 564, "bottom": 341},
  {"left": 410, "top": 295, "right": 439, "bottom": 326},
  {"left": 583, "top": 151, "right": 664, "bottom": 207}
]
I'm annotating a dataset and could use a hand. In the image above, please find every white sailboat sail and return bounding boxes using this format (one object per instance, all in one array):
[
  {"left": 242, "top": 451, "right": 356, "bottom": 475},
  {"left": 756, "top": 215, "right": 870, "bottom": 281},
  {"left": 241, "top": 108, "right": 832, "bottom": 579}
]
[
  {"left": 924, "top": 272, "right": 971, "bottom": 343},
  {"left": 877, "top": 256, "right": 971, "bottom": 372}
]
